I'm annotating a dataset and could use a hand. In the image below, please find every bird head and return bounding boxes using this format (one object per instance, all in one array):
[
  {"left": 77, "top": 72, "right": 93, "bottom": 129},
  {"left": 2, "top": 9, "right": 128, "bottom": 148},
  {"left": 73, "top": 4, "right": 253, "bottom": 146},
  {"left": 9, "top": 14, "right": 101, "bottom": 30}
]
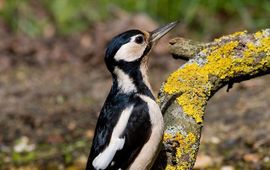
[{"left": 104, "top": 22, "right": 178, "bottom": 74}]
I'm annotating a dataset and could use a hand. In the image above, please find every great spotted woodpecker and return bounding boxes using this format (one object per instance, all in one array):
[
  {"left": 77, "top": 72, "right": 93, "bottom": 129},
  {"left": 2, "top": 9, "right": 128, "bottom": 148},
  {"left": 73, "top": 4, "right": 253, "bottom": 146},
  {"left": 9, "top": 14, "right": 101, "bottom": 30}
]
[{"left": 86, "top": 22, "right": 177, "bottom": 170}]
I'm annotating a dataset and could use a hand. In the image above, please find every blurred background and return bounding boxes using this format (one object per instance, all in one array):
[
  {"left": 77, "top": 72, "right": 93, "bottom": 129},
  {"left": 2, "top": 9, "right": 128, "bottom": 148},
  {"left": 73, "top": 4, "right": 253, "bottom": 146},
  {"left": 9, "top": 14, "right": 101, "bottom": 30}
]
[{"left": 0, "top": 0, "right": 270, "bottom": 169}]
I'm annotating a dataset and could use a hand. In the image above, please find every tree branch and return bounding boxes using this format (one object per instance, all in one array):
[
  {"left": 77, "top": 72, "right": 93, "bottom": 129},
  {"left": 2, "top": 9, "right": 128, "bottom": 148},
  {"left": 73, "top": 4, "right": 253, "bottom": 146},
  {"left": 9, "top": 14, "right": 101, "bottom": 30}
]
[{"left": 153, "top": 29, "right": 270, "bottom": 169}]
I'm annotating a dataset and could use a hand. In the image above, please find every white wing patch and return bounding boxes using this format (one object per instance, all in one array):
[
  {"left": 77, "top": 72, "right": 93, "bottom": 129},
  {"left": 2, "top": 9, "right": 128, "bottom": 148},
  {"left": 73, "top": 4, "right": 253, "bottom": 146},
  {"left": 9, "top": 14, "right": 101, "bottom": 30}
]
[
  {"left": 92, "top": 138, "right": 125, "bottom": 170},
  {"left": 114, "top": 67, "right": 137, "bottom": 93},
  {"left": 114, "top": 35, "right": 146, "bottom": 62},
  {"left": 92, "top": 105, "right": 134, "bottom": 170}
]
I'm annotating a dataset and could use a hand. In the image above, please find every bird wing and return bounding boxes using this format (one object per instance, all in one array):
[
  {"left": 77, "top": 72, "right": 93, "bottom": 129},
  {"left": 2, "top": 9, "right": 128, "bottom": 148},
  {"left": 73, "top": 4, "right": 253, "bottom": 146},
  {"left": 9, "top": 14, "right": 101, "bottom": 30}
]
[
  {"left": 86, "top": 97, "right": 152, "bottom": 170},
  {"left": 110, "top": 100, "right": 152, "bottom": 169}
]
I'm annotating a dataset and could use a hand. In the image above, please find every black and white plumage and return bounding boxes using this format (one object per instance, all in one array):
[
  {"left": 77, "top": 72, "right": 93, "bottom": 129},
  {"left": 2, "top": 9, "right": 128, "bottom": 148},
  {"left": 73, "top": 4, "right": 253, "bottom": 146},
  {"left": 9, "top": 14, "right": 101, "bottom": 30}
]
[{"left": 86, "top": 22, "right": 177, "bottom": 170}]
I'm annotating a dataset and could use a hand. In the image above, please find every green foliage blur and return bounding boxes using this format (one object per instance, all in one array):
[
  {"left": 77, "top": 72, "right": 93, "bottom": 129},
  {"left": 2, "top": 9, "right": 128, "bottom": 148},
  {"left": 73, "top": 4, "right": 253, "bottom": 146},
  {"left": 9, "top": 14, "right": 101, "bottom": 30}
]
[{"left": 0, "top": 0, "right": 270, "bottom": 37}]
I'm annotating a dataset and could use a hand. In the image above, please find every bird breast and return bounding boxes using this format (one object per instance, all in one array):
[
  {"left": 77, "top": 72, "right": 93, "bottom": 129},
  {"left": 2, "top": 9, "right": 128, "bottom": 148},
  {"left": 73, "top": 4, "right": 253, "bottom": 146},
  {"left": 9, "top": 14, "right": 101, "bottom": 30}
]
[{"left": 129, "top": 94, "right": 164, "bottom": 170}]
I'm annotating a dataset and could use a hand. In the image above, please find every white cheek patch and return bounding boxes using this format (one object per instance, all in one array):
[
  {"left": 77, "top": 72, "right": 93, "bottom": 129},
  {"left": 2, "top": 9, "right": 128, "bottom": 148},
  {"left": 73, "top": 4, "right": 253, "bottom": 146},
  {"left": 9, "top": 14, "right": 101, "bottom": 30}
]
[{"left": 114, "top": 36, "right": 146, "bottom": 62}]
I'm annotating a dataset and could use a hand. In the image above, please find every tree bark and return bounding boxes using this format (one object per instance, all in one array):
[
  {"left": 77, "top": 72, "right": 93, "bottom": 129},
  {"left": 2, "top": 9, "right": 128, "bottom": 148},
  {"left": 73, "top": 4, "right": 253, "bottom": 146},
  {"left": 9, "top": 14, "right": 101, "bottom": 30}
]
[{"left": 152, "top": 29, "right": 270, "bottom": 170}]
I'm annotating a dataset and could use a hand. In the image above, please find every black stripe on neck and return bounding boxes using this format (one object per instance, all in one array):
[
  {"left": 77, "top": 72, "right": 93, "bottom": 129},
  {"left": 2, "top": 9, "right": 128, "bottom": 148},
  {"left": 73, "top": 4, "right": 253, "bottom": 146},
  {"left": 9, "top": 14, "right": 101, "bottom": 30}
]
[{"left": 113, "top": 61, "right": 154, "bottom": 99}]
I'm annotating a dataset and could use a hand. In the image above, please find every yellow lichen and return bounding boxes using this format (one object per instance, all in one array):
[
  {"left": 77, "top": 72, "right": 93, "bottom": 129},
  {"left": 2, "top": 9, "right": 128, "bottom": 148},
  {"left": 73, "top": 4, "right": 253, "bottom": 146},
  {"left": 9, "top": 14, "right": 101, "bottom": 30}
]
[
  {"left": 165, "top": 164, "right": 189, "bottom": 170},
  {"left": 214, "top": 30, "right": 247, "bottom": 42},
  {"left": 164, "top": 132, "right": 197, "bottom": 170},
  {"left": 163, "top": 133, "right": 173, "bottom": 141},
  {"left": 254, "top": 31, "right": 263, "bottom": 39},
  {"left": 168, "top": 162, "right": 190, "bottom": 170},
  {"left": 163, "top": 63, "right": 210, "bottom": 123},
  {"left": 165, "top": 164, "right": 176, "bottom": 170},
  {"left": 156, "top": 97, "right": 161, "bottom": 105},
  {"left": 164, "top": 31, "right": 270, "bottom": 123}
]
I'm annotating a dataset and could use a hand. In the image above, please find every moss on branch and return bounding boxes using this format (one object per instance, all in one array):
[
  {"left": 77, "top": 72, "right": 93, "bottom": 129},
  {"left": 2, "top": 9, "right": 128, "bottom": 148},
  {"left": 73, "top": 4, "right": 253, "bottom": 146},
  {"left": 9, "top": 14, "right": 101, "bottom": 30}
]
[{"left": 154, "top": 29, "right": 270, "bottom": 170}]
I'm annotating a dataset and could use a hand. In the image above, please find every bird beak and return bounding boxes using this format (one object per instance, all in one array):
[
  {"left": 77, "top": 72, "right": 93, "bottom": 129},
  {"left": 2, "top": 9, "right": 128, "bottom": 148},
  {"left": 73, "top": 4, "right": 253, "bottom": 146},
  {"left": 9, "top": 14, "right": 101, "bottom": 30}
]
[{"left": 150, "top": 21, "right": 178, "bottom": 42}]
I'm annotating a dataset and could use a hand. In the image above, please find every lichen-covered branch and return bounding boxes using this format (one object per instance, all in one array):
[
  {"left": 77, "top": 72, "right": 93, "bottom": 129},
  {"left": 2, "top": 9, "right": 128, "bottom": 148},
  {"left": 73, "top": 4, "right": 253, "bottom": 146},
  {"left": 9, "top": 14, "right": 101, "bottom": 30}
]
[{"left": 153, "top": 29, "right": 270, "bottom": 169}]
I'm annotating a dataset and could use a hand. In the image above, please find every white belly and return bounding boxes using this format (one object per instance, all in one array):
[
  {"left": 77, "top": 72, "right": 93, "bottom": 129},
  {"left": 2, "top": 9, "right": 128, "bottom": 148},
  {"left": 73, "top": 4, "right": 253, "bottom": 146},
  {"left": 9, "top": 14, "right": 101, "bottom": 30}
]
[{"left": 129, "top": 94, "right": 164, "bottom": 170}]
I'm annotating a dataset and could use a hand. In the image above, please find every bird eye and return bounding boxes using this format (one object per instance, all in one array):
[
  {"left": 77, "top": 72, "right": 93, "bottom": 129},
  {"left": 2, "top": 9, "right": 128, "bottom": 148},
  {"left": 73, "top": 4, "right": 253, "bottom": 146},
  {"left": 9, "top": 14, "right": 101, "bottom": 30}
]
[{"left": 135, "top": 36, "right": 144, "bottom": 44}]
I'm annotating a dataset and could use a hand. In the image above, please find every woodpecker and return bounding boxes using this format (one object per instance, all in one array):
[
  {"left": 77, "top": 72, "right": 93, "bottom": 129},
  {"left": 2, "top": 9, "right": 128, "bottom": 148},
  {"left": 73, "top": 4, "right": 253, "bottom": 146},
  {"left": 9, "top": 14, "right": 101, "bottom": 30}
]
[{"left": 86, "top": 22, "right": 177, "bottom": 170}]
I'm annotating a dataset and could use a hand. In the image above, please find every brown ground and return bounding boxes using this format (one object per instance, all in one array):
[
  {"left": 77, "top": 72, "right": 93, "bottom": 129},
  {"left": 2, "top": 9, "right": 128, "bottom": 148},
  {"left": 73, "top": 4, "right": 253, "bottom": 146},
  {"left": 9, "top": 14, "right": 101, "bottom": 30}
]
[{"left": 0, "top": 15, "right": 270, "bottom": 170}]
